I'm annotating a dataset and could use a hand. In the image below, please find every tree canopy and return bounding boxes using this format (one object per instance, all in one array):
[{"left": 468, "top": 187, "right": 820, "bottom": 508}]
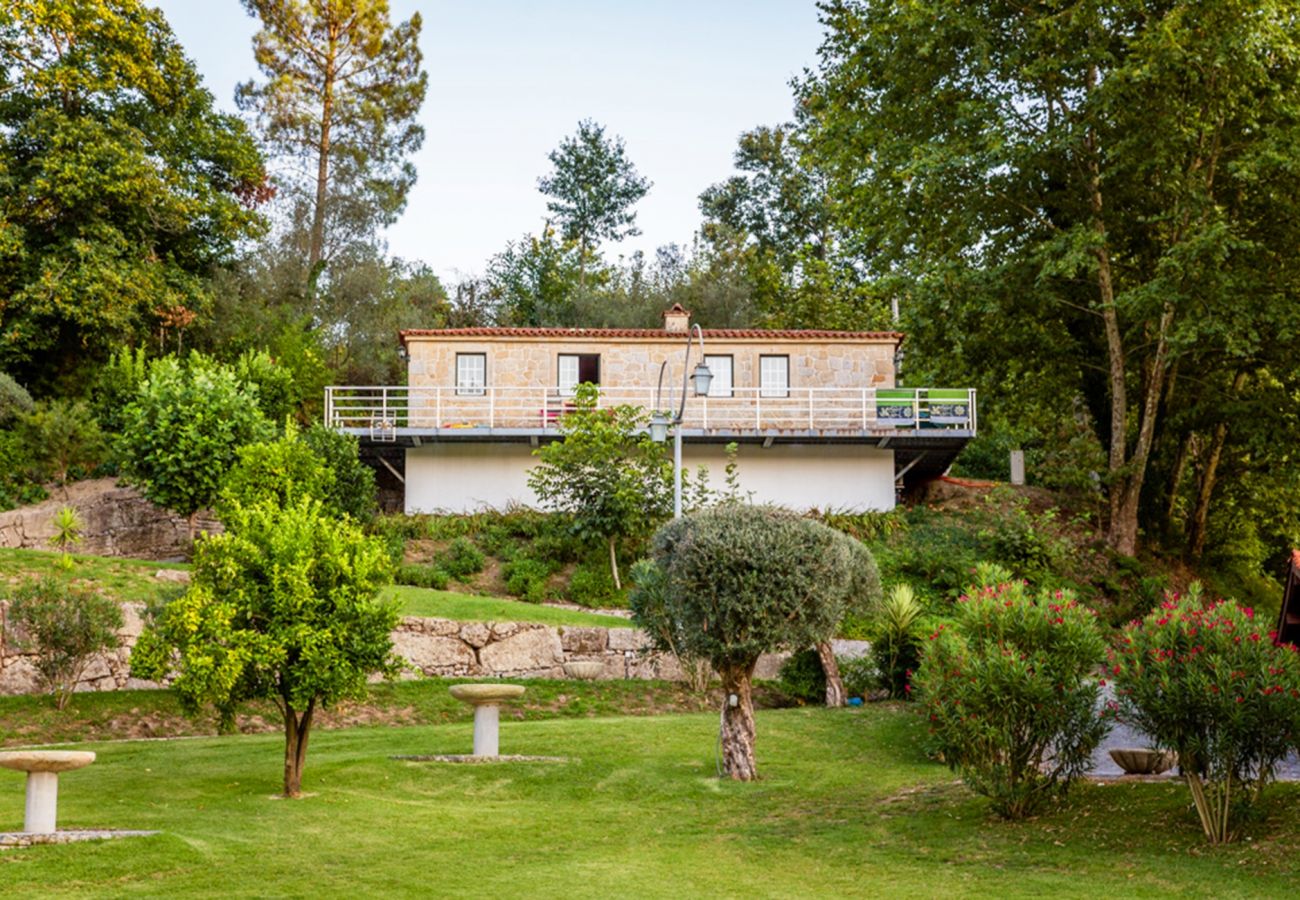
[
  {"left": 0, "top": 0, "right": 267, "bottom": 388},
  {"left": 237, "top": 0, "right": 426, "bottom": 272},
  {"left": 798, "top": 0, "right": 1300, "bottom": 558}
]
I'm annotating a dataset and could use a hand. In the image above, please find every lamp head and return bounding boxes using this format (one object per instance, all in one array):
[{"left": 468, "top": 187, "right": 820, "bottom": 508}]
[
  {"left": 649, "top": 411, "right": 670, "bottom": 443},
  {"left": 691, "top": 362, "right": 713, "bottom": 397}
]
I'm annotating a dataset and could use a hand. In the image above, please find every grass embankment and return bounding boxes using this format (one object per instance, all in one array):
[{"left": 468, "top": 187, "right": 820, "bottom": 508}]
[
  {"left": 1, "top": 705, "right": 1297, "bottom": 897},
  {"left": 0, "top": 548, "right": 630, "bottom": 628}
]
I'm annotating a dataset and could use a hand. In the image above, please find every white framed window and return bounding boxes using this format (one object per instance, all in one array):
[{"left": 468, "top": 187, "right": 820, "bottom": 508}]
[
  {"left": 760, "top": 355, "right": 789, "bottom": 398},
  {"left": 456, "top": 353, "right": 486, "bottom": 396},
  {"left": 557, "top": 353, "right": 600, "bottom": 396},
  {"left": 704, "top": 355, "right": 733, "bottom": 398},
  {"left": 557, "top": 355, "right": 580, "bottom": 396}
]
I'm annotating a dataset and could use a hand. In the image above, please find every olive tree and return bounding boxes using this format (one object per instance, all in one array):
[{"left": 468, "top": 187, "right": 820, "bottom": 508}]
[
  {"left": 641, "top": 505, "right": 874, "bottom": 780},
  {"left": 130, "top": 497, "right": 397, "bottom": 797}
]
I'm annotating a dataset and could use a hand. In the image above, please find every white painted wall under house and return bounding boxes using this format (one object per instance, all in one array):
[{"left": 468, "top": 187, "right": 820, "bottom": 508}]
[{"left": 404, "top": 443, "right": 896, "bottom": 514}]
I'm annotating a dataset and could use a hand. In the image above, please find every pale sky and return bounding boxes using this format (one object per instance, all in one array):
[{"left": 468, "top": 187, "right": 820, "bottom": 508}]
[{"left": 153, "top": 1, "right": 827, "bottom": 285}]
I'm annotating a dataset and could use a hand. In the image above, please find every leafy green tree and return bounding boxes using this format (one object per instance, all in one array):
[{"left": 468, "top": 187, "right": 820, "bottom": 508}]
[
  {"left": 798, "top": 0, "right": 1300, "bottom": 556},
  {"left": 527, "top": 384, "right": 670, "bottom": 590},
  {"left": 538, "top": 120, "right": 651, "bottom": 288},
  {"left": 639, "top": 505, "right": 872, "bottom": 780},
  {"left": 237, "top": 0, "right": 427, "bottom": 272},
  {"left": 0, "top": 0, "right": 267, "bottom": 389},
  {"left": 130, "top": 497, "right": 397, "bottom": 796},
  {"left": 119, "top": 355, "right": 274, "bottom": 538},
  {"left": 484, "top": 226, "right": 590, "bottom": 327}
]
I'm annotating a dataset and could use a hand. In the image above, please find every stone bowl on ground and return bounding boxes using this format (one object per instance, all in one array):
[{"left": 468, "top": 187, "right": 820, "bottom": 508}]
[
  {"left": 448, "top": 684, "right": 526, "bottom": 705},
  {"left": 1109, "top": 748, "right": 1177, "bottom": 775},
  {"left": 564, "top": 661, "right": 604, "bottom": 680}
]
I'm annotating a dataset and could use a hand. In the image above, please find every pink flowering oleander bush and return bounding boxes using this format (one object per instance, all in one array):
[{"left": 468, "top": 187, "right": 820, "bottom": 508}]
[
  {"left": 914, "top": 579, "right": 1108, "bottom": 820},
  {"left": 1109, "top": 584, "right": 1300, "bottom": 844}
]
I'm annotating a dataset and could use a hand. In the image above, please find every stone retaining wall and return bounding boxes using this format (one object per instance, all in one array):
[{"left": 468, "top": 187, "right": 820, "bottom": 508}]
[{"left": 0, "top": 604, "right": 789, "bottom": 697}]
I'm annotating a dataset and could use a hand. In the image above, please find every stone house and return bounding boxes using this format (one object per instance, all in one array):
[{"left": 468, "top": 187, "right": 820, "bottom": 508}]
[{"left": 325, "top": 306, "right": 975, "bottom": 512}]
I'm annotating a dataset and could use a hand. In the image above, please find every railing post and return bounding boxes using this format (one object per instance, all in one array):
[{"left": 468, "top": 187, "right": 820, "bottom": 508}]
[
  {"left": 325, "top": 388, "right": 333, "bottom": 426},
  {"left": 756, "top": 392, "right": 761, "bottom": 430},
  {"left": 861, "top": 389, "right": 867, "bottom": 430},
  {"left": 436, "top": 386, "right": 442, "bottom": 430},
  {"left": 808, "top": 389, "right": 814, "bottom": 430},
  {"left": 489, "top": 386, "right": 495, "bottom": 428}
]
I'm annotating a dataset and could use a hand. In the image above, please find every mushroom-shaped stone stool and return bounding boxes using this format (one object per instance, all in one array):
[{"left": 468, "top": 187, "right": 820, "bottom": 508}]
[
  {"left": 0, "top": 750, "right": 96, "bottom": 834},
  {"left": 449, "top": 684, "right": 526, "bottom": 757}
]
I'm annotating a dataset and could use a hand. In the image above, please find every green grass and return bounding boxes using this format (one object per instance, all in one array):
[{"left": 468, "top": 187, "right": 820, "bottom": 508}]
[
  {"left": 0, "top": 547, "right": 187, "bottom": 606},
  {"left": 0, "top": 548, "right": 631, "bottom": 628},
  {"left": 1, "top": 704, "right": 1298, "bottom": 897},
  {"left": 386, "top": 585, "right": 631, "bottom": 628}
]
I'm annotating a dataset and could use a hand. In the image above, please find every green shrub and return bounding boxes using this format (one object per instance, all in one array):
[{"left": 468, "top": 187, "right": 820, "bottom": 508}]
[
  {"left": 440, "top": 536, "right": 485, "bottom": 579},
  {"left": 568, "top": 562, "right": 621, "bottom": 607},
  {"left": 777, "top": 649, "right": 826, "bottom": 704},
  {"left": 0, "top": 371, "right": 34, "bottom": 426},
  {"left": 91, "top": 347, "right": 149, "bottom": 435},
  {"left": 838, "top": 655, "right": 877, "bottom": 699},
  {"left": 394, "top": 563, "right": 449, "bottom": 590},
  {"left": 0, "top": 431, "right": 45, "bottom": 511},
  {"left": 5, "top": 576, "right": 124, "bottom": 709},
  {"left": 915, "top": 579, "right": 1108, "bottom": 819},
  {"left": 300, "top": 423, "right": 378, "bottom": 522},
  {"left": 503, "top": 557, "right": 551, "bottom": 602},
  {"left": 1110, "top": 585, "right": 1300, "bottom": 844},
  {"left": 234, "top": 349, "right": 300, "bottom": 426}
]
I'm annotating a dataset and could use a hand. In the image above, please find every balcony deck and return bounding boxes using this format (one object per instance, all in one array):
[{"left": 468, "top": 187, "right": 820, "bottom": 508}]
[{"left": 327, "top": 385, "right": 975, "bottom": 490}]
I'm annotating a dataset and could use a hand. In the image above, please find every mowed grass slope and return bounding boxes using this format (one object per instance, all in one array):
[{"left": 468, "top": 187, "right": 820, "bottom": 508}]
[
  {"left": 0, "top": 548, "right": 632, "bottom": 629},
  {"left": 1, "top": 707, "right": 1298, "bottom": 898}
]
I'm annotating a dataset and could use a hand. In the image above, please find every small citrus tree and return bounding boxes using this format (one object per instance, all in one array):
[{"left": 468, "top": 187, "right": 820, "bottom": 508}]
[
  {"left": 527, "top": 383, "right": 670, "bottom": 589},
  {"left": 1111, "top": 585, "right": 1300, "bottom": 844},
  {"left": 131, "top": 497, "right": 398, "bottom": 797},
  {"left": 914, "top": 578, "right": 1108, "bottom": 819},
  {"left": 643, "top": 505, "right": 873, "bottom": 780}
]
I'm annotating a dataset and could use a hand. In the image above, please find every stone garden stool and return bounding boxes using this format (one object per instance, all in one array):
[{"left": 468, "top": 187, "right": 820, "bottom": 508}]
[
  {"left": 449, "top": 684, "right": 526, "bottom": 757},
  {"left": 0, "top": 751, "right": 96, "bottom": 834}
]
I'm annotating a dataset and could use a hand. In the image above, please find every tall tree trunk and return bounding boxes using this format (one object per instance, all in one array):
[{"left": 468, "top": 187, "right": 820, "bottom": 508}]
[
  {"left": 719, "top": 661, "right": 758, "bottom": 781},
  {"left": 282, "top": 697, "right": 316, "bottom": 798},
  {"left": 1110, "top": 305, "right": 1175, "bottom": 556},
  {"left": 308, "top": 31, "right": 339, "bottom": 272},
  {"left": 607, "top": 536, "right": 621, "bottom": 591},
  {"left": 1187, "top": 371, "right": 1247, "bottom": 560},
  {"left": 815, "top": 641, "right": 846, "bottom": 707}
]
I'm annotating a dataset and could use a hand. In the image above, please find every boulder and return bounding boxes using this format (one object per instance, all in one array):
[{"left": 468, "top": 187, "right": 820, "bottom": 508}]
[
  {"left": 390, "top": 631, "right": 475, "bottom": 674},
  {"left": 478, "top": 627, "right": 564, "bottom": 674},
  {"left": 558, "top": 626, "right": 607, "bottom": 654}
]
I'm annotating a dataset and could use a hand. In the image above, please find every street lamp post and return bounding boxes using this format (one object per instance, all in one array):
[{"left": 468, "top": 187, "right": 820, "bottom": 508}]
[{"left": 652, "top": 323, "right": 712, "bottom": 518}]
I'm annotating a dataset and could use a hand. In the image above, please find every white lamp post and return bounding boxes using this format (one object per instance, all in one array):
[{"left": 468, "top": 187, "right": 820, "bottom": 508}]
[{"left": 652, "top": 324, "right": 711, "bottom": 518}]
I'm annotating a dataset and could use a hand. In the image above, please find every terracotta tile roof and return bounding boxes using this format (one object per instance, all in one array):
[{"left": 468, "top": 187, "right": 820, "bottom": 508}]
[{"left": 400, "top": 327, "right": 904, "bottom": 342}]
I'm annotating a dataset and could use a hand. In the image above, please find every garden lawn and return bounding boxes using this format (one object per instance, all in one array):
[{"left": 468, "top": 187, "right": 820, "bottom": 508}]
[
  {"left": 387, "top": 585, "right": 630, "bottom": 627},
  {"left": 0, "top": 548, "right": 187, "bottom": 606},
  {"left": 1, "top": 706, "right": 1298, "bottom": 898}
]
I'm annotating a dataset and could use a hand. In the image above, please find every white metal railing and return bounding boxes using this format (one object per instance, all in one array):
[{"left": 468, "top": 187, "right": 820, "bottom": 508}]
[{"left": 324, "top": 385, "right": 976, "bottom": 436}]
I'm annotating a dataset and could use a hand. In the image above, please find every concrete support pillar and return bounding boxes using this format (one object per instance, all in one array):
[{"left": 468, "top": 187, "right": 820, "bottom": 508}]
[{"left": 25, "top": 771, "right": 59, "bottom": 834}]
